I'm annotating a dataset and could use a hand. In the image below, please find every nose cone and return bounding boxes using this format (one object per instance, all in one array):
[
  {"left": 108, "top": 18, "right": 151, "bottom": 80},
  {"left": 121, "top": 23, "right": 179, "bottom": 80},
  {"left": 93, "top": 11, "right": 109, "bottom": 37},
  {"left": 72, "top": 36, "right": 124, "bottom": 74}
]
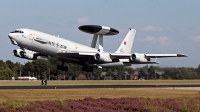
[
  {"left": 8, "top": 33, "right": 13, "bottom": 39},
  {"left": 8, "top": 33, "right": 18, "bottom": 45}
]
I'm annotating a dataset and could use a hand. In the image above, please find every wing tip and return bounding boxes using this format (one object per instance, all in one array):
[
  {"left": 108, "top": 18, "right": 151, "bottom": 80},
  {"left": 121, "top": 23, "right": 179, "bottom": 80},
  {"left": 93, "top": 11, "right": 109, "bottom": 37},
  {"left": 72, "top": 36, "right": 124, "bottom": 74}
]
[{"left": 177, "top": 54, "right": 188, "bottom": 57}]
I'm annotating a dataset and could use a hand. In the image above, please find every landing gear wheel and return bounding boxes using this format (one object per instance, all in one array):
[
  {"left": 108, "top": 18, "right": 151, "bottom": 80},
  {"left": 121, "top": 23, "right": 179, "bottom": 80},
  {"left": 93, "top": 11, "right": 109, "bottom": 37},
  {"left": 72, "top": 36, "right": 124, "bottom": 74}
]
[
  {"left": 82, "top": 66, "right": 93, "bottom": 72},
  {"left": 82, "top": 66, "right": 86, "bottom": 71},
  {"left": 61, "top": 66, "right": 65, "bottom": 71},
  {"left": 64, "top": 66, "right": 68, "bottom": 71},
  {"left": 57, "top": 65, "right": 61, "bottom": 70},
  {"left": 89, "top": 67, "right": 93, "bottom": 72},
  {"left": 86, "top": 67, "right": 90, "bottom": 72}
]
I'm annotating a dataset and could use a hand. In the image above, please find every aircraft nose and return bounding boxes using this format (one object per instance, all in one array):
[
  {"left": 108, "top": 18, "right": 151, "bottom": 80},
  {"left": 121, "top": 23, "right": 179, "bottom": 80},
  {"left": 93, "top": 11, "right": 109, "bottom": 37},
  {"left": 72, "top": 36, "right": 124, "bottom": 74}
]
[
  {"left": 8, "top": 33, "right": 18, "bottom": 45},
  {"left": 8, "top": 33, "right": 13, "bottom": 39}
]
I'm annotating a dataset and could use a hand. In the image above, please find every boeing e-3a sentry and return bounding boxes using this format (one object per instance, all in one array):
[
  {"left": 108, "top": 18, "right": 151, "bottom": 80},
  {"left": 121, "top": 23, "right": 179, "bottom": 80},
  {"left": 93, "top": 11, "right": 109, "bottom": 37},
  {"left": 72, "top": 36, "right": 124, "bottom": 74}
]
[{"left": 8, "top": 25, "right": 187, "bottom": 72}]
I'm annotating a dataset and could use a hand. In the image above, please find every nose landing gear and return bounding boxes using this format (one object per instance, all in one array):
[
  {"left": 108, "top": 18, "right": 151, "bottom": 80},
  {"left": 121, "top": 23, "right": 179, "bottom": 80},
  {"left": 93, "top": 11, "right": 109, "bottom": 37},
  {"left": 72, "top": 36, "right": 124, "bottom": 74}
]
[
  {"left": 57, "top": 62, "right": 68, "bottom": 71},
  {"left": 82, "top": 66, "right": 93, "bottom": 72}
]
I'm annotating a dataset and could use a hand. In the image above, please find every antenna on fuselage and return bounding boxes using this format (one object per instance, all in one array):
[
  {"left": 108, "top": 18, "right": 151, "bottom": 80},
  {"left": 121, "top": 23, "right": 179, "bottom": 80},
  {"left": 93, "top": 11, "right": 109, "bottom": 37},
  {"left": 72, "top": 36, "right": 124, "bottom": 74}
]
[{"left": 78, "top": 25, "right": 119, "bottom": 52}]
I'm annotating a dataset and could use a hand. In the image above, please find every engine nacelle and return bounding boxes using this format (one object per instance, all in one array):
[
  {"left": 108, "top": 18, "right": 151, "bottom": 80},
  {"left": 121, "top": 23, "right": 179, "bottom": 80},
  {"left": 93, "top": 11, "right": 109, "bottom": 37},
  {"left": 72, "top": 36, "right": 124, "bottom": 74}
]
[
  {"left": 94, "top": 52, "right": 112, "bottom": 62},
  {"left": 13, "top": 49, "right": 37, "bottom": 60},
  {"left": 130, "top": 53, "right": 148, "bottom": 62},
  {"left": 13, "top": 49, "right": 23, "bottom": 57}
]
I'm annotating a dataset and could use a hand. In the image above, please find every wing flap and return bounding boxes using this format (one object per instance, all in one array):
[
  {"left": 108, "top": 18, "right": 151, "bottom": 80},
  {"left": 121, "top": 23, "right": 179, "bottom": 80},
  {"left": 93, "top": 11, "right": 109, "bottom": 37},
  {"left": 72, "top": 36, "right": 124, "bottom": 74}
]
[
  {"left": 57, "top": 50, "right": 97, "bottom": 57},
  {"left": 110, "top": 53, "right": 131, "bottom": 59},
  {"left": 124, "top": 61, "right": 160, "bottom": 64}
]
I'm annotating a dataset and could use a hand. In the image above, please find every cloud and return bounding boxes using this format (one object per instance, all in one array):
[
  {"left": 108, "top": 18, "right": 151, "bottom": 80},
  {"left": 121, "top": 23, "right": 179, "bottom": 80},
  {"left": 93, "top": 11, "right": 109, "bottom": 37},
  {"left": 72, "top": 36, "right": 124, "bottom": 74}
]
[
  {"left": 77, "top": 17, "right": 89, "bottom": 24},
  {"left": 157, "top": 37, "right": 174, "bottom": 46},
  {"left": 143, "top": 36, "right": 156, "bottom": 43},
  {"left": 141, "top": 25, "right": 164, "bottom": 32},
  {"left": 190, "top": 36, "right": 200, "bottom": 41},
  {"left": 57, "top": 22, "right": 66, "bottom": 27},
  {"left": 138, "top": 36, "right": 179, "bottom": 48}
]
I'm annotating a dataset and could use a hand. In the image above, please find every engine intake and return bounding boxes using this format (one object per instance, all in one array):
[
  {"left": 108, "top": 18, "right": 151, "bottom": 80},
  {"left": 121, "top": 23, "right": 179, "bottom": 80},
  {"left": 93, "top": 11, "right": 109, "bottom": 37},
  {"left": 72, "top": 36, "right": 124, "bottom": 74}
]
[
  {"left": 13, "top": 49, "right": 23, "bottom": 57},
  {"left": 130, "top": 53, "right": 148, "bottom": 62},
  {"left": 94, "top": 53, "right": 112, "bottom": 62},
  {"left": 94, "top": 53, "right": 100, "bottom": 60},
  {"left": 20, "top": 51, "right": 26, "bottom": 57},
  {"left": 130, "top": 54, "right": 136, "bottom": 60}
]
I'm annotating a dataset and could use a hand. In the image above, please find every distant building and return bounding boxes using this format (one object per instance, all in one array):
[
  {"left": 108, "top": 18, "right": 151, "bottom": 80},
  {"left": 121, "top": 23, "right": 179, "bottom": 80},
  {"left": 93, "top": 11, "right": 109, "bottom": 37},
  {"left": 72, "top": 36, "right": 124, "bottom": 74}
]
[
  {"left": 133, "top": 71, "right": 139, "bottom": 80},
  {"left": 100, "top": 72, "right": 112, "bottom": 80},
  {"left": 133, "top": 71, "right": 164, "bottom": 80},
  {"left": 17, "top": 76, "right": 37, "bottom": 80},
  {"left": 77, "top": 74, "right": 87, "bottom": 80},
  {"left": 57, "top": 74, "right": 66, "bottom": 80},
  {"left": 147, "top": 71, "right": 164, "bottom": 80}
]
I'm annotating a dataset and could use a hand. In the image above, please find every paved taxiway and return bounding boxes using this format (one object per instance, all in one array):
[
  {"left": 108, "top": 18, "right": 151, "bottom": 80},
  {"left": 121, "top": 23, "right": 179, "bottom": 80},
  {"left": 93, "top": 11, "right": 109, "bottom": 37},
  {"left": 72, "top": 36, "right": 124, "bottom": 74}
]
[{"left": 0, "top": 85, "right": 199, "bottom": 89}]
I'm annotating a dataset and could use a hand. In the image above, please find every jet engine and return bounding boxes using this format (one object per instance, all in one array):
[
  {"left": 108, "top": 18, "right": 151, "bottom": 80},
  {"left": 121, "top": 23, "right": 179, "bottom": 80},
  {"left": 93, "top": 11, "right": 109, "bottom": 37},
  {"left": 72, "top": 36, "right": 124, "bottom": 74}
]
[
  {"left": 13, "top": 49, "right": 23, "bottom": 57},
  {"left": 130, "top": 53, "right": 149, "bottom": 62},
  {"left": 13, "top": 49, "right": 37, "bottom": 60},
  {"left": 94, "top": 52, "right": 112, "bottom": 62}
]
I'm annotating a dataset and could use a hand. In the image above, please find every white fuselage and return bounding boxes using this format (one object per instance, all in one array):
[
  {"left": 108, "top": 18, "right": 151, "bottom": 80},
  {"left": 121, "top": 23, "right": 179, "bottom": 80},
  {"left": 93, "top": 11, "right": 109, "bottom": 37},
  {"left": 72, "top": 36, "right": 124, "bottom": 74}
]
[
  {"left": 9, "top": 28, "right": 127, "bottom": 67},
  {"left": 9, "top": 28, "right": 98, "bottom": 59}
]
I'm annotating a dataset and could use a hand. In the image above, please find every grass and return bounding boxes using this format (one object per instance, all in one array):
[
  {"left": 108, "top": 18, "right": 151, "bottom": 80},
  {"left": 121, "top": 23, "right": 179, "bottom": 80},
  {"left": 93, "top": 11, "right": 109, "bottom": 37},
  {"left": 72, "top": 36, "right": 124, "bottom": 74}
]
[
  {"left": 0, "top": 98, "right": 29, "bottom": 109},
  {"left": 0, "top": 80, "right": 199, "bottom": 109},
  {"left": 0, "top": 88, "right": 199, "bottom": 110},
  {"left": 0, "top": 80, "right": 199, "bottom": 86},
  {"left": 0, "top": 88, "right": 200, "bottom": 102}
]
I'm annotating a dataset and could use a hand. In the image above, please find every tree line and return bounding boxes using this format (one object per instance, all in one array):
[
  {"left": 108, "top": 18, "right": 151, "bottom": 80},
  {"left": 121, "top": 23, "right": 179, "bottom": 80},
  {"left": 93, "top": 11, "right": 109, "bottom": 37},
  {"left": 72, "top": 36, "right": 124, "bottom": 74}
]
[
  {"left": 0, "top": 58, "right": 199, "bottom": 80},
  {"left": 135, "top": 65, "right": 199, "bottom": 80}
]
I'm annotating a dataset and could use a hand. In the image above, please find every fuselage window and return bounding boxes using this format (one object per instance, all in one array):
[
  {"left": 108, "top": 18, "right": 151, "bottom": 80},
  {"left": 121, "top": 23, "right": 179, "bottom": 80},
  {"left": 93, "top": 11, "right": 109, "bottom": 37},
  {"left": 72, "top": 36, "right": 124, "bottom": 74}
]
[
  {"left": 48, "top": 41, "right": 51, "bottom": 45},
  {"left": 60, "top": 45, "right": 66, "bottom": 49},
  {"left": 56, "top": 43, "right": 59, "bottom": 47},
  {"left": 22, "top": 34, "right": 25, "bottom": 38},
  {"left": 64, "top": 46, "right": 67, "bottom": 49},
  {"left": 52, "top": 42, "right": 55, "bottom": 46}
]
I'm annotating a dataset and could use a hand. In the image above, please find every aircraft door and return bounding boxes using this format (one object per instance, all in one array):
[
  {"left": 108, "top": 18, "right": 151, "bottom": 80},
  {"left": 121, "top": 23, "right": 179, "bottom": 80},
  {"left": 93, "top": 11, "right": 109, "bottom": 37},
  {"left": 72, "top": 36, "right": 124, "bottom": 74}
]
[
  {"left": 28, "top": 30, "right": 36, "bottom": 44},
  {"left": 56, "top": 41, "right": 60, "bottom": 51}
]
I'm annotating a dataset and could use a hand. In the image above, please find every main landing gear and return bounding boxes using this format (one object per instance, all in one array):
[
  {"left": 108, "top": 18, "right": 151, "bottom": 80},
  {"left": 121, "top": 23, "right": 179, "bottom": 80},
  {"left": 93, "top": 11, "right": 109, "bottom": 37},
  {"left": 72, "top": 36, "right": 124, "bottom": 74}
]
[
  {"left": 82, "top": 66, "right": 93, "bottom": 72},
  {"left": 57, "top": 64, "right": 68, "bottom": 71}
]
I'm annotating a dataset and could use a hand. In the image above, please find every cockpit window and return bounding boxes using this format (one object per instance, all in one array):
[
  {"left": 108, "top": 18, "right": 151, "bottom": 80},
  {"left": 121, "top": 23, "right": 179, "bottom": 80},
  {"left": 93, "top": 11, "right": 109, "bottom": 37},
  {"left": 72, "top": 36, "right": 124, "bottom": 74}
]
[{"left": 10, "top": 30, "right": 24, "bottom": 33}]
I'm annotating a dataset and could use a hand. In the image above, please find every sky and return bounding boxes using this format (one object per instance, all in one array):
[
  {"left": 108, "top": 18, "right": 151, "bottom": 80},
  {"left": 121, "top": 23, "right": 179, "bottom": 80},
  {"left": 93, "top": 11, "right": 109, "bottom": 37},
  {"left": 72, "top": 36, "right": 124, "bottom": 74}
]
[{"left": 0, "top": 0, "right": 200, "bottom": 68}]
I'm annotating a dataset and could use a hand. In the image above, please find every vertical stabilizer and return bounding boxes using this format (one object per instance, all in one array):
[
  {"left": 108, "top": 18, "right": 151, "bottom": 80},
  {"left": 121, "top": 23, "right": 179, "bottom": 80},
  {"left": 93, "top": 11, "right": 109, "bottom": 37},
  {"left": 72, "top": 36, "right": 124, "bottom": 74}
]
[{"left": 115, "top": 29, "right": 136, "bottom": 53}]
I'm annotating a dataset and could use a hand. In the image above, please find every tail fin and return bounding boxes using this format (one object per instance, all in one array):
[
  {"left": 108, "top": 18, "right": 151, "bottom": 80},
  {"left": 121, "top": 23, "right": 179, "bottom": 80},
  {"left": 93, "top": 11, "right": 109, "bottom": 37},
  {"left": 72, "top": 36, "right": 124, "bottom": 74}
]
[{"left": 115, "top": 28, "right": 136, "bottom": 53}]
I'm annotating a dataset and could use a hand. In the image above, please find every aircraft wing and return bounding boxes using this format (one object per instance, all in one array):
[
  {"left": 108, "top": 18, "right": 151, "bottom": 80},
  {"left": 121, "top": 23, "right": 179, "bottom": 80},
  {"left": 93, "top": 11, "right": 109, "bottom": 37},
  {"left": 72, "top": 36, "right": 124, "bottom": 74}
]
[
  {"left": 110, "top": 53, "right": 188, "bottom": 59},
  {"left": 58, "top": 50, "right": 187, "bottom": 59},
  {"left": 110, "top": 53, "right": 187, "bottom": 64},
  {"left": 144, "top": 54, "right": 188, "bottom": 58}
]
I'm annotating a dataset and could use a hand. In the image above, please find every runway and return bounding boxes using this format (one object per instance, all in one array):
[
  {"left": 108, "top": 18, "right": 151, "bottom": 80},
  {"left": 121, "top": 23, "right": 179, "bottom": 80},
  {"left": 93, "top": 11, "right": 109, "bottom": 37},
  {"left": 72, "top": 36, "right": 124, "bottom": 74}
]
[{"left": 0, "top": 84, "right": 199, "bottom": 89}]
